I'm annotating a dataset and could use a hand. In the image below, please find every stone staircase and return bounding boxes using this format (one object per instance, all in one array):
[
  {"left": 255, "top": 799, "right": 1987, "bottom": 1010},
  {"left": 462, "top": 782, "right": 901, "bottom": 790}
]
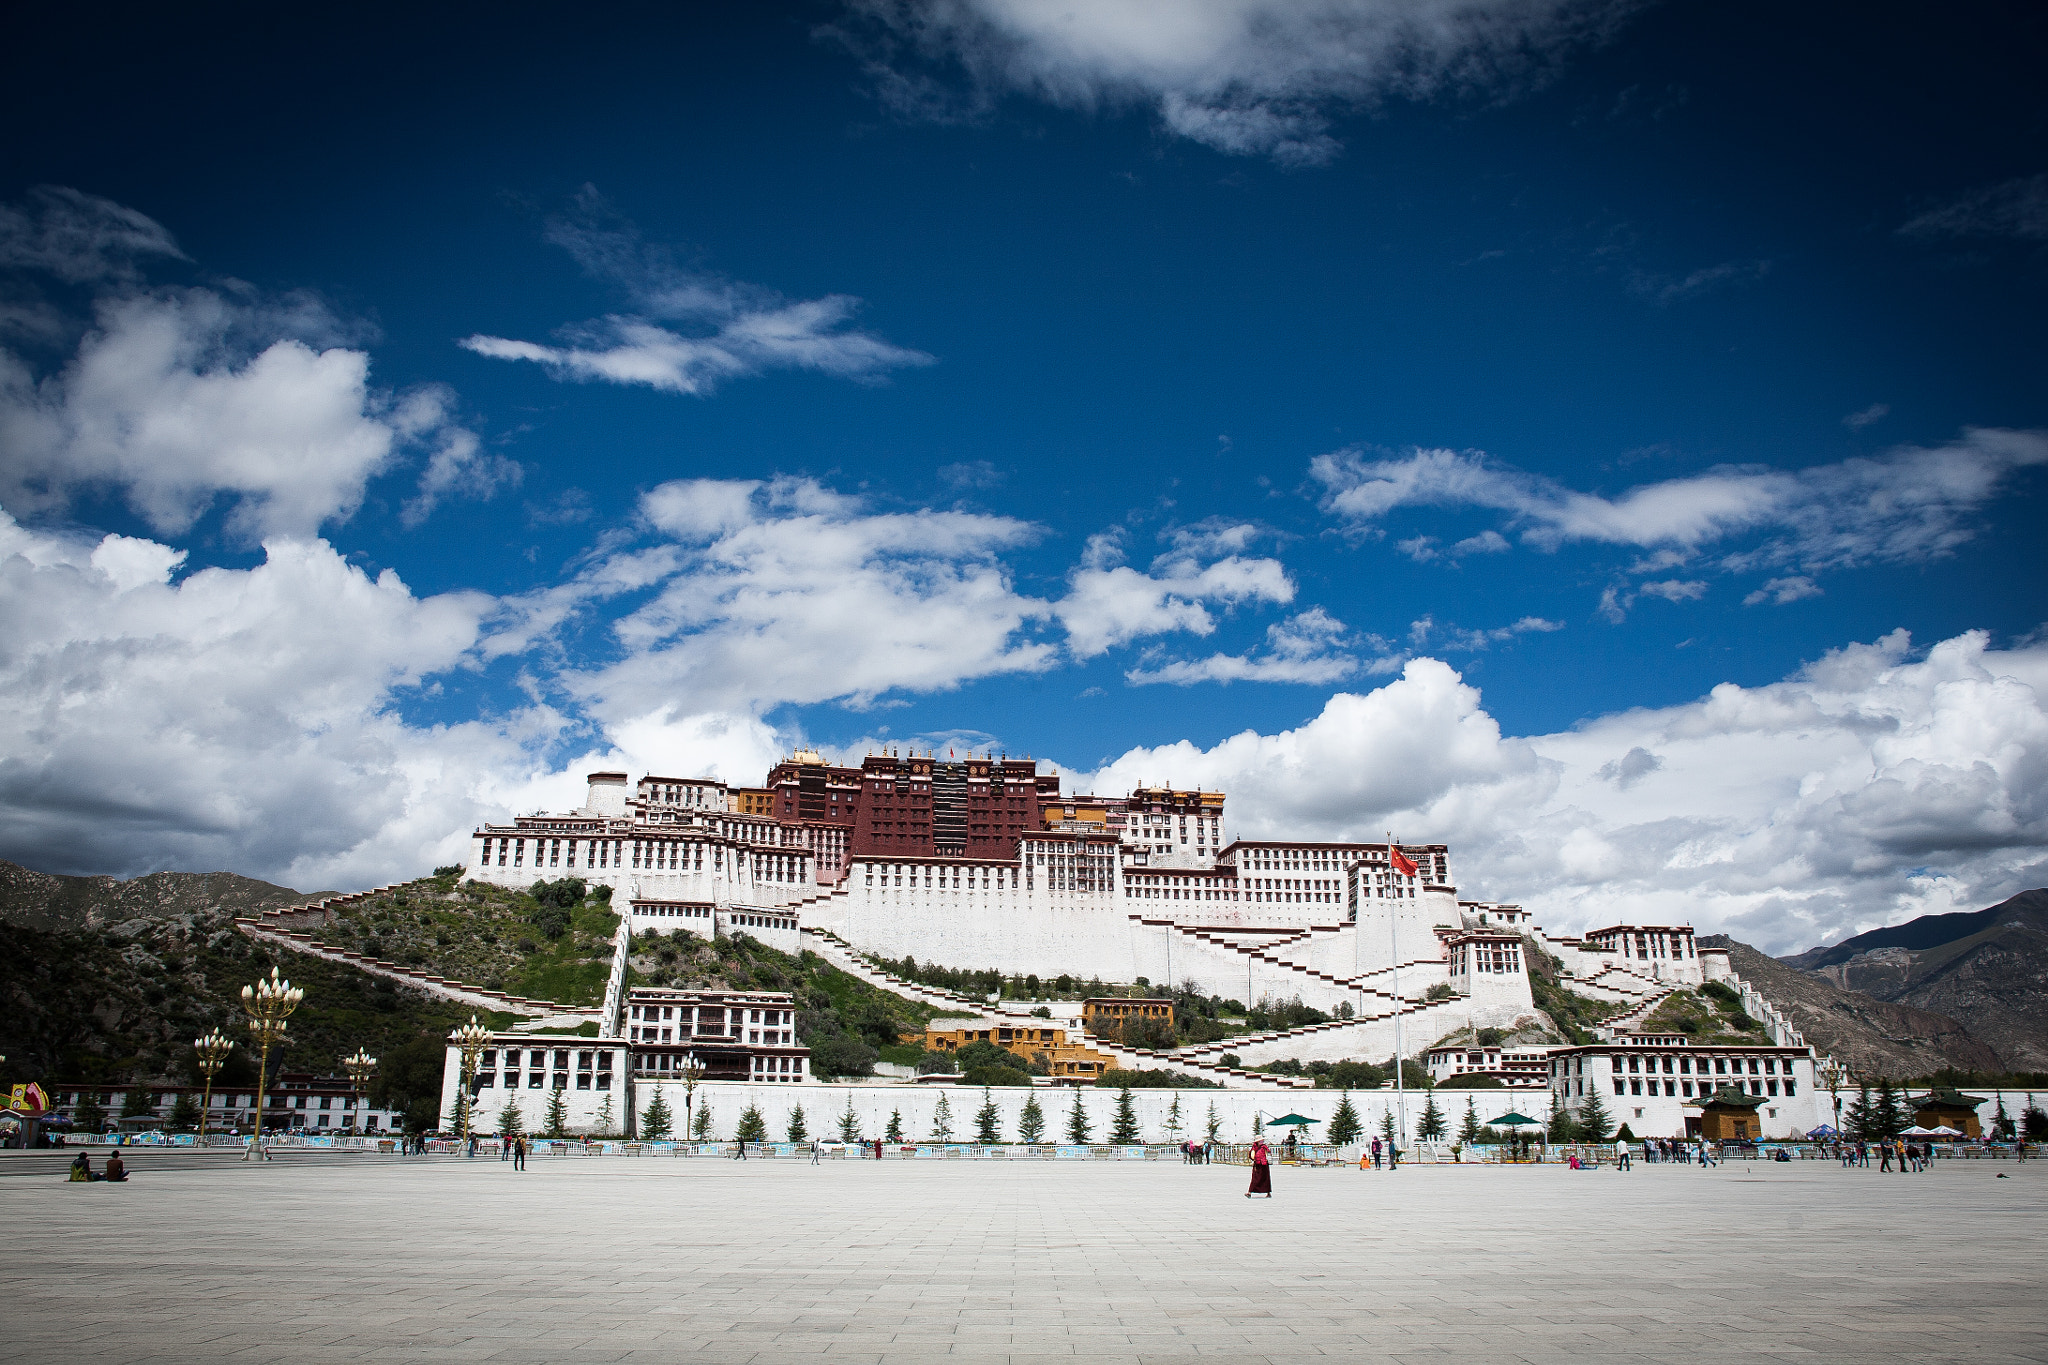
[{"left": 233, "top": 918, "right": 597, "bottom": 1020}]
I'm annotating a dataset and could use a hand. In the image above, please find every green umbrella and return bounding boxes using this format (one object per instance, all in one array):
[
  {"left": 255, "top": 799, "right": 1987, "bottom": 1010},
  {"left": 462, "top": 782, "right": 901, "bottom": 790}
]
[
  {"left": 1265, "top": 1114, "right": 1318, "bottom": 1127},
  {"left": 1492, "top": 1112, "right": 1540, "bottom": 1128}
]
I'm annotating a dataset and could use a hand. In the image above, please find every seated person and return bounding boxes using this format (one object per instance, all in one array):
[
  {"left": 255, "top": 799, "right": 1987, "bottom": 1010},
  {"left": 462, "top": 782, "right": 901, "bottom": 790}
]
[
  {"left": 70, "top": 1152, "right": 92, "bottom": 1181},
  {"left": 103, "top": 1152, "right": 127, "bottom": 1182}
]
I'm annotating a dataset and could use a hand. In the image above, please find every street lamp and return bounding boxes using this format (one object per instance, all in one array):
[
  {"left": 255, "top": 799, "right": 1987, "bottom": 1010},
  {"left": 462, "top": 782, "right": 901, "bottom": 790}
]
[
  {"left": 679, "top": 1052, "right": 706, "bottom": 1141},
  {"left": 240, "top": 967, "right": 303, "bottom": 1161},
  {"left": 194, "top": 1031, "right": 235, "bottom": 1144},
  {"left": 1819, "top": 1059, "right": 1846, "bottom": 1137},
  {"left": 449, "top": 1016, "right": 491, "bottom": 1150},
  {"left": 343, "top": 1049, "right": 377, "bottom": 1134}
]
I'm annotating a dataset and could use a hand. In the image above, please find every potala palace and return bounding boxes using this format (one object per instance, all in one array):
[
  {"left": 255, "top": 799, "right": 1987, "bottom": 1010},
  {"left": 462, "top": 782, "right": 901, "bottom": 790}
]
[{"left": 399, "top": 751, "right": 1868, "bottom": 1145}]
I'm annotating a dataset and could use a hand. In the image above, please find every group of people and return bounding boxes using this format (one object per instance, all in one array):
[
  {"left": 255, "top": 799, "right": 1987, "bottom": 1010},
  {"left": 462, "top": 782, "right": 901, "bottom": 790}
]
[
  {"left": 1834, "top": 1138, "right": 1935, "bottom": 1171},
  {"left": 68, "top": 1151, "right": 125, "bottom": 1182},
  {"left": 1180, "top": 1141, "right": 1215, "bottom": 1164}
]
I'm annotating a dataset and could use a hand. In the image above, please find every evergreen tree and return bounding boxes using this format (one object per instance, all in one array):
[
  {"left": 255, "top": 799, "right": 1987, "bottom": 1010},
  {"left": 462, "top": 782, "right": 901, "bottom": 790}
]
[
  {"left": 1018, "top": 1094, "right": 1046, "bottom": 1143},
  {"left": 1109, "top": 1086, "right": 1141, "bottom": 1144},
  {"left": 838, "top": 1096, "right": 862, "bottom": 1142},
  {"left": 975, "top": 1088, "right": 1002, "bottom": 1144},
  {"left": 787, "top": 1104, "right": 808, "bottom": 1143},
  {"left": 1457, "top": 1096, "right": 1483, "bottom": 1146},
  {"left": 544, "top": 1091, "right": 569, "bottom": 1138},
  {"left": 886, "top": 1109, "right": 904, "bottom": 1143},
  {"left": 497, "top": 1096, "right": 525, "bottom": 1137},
  {"left": 1066, "top": 1089, "right": 1093, "bottom": 1144},
  {"left": 166, "top": 1093, "right": 202, "bottom": 1131},
  {"left": 1991, "top": 1098, "right": 2014, "bottom": 1142},
  {"left": 1874, "top": 1079, "right": 1909, "bottom": 1138},
  {"left": 1416, "top": 1094, "right": 1448, "bottom": 1142},
  {"left": 639, "top": 1090, "right": 672, "bottom": 1140},
  {"left": 691, "top": 1101, "right": 713, "bottom": 1140},
  {"left": 735, "top": 1103, "right": 767, "bottom": 1144},
  {"left": 74, "top": 1091, "right": 107, "bottom": 1134},
  {"left": 1164, "top": 1094, "right": 1184, "bottom": 1141},
  {"left": 1327, "top": 1092, "right": 1363, "bottom": 1146},
  {"left": 595, "top": 1093, "right": 616, "bottom": 1137},
  {"left": 1378, "top": 1108, "right": 1398, "bottom": 1146},
  {"left": 1546, "top": 1105, "right": 1575, "bottom": 1143},
  {"left": 2025, "top": 1106, "right": 2048, "bottom": 1141},
  {"left": 121, "top": 1086, "right": 154, "bottom": 1122},
  {"left": 930, "top": 1092, "right": 954, "bottom": 1141},
  {"left": 1576, "top": 1091, "right": 1612, "bottom": 1143},
  {"left": 1845, "top": 1083, "right": 1875, "bottom": 1140},
  {"left": 1204, "top": 1100, "right": 1222, "bottom": 1143}
]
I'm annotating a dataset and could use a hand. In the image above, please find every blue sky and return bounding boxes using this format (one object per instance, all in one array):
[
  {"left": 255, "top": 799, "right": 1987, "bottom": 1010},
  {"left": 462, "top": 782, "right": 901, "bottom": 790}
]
[{"left": 3, "top": 1, "right": 2045, "bottom": 951}]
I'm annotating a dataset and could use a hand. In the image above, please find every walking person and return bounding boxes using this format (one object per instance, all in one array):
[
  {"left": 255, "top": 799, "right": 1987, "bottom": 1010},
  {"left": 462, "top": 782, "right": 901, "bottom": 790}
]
[
  {"left": 1370, "top": 1136, "right": 1382, "bottom": 1170},
  {"left": 1246, "top": 1136, "right": 1273, "bottom": 1198},
  {"left": 1878, "top": 1140, "right": 1892, "bottom": 1172},
  {"left": 512, "top": 1135, "right": 526, "bottom": 1171},
  {"left": 810, "top": 1141, "right": 820, "bottom": 1165}
]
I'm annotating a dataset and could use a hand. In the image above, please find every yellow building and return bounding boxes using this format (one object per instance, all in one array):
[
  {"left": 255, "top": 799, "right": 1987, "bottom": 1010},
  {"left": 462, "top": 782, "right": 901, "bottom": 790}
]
[
  {"left": 1080, "top": 998, "right": 1174, "bottom": 1028},
  {"left": 921, "top": 1021, "right": 1118, "bottom": 1081},
  {"left": 728, "top": 787, "right": 774, "bottom": 817}
]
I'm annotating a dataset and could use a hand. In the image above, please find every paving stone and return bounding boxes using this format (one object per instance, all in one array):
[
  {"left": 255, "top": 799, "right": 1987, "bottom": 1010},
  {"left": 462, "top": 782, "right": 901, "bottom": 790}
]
[{"left": 4, "top": 1155, "right": 2041, "bottom": 1362}]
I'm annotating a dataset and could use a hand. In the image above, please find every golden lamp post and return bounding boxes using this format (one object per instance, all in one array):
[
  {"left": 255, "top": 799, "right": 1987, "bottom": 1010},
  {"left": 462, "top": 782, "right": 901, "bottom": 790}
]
[
  {"left": 194, "top": 1030, "right": 235, "bottom": 1143},
  {"left": 449, "top": 1016, "right": 491, "bottom": 1148},
  {"left": 679, "top": 1052, "right": 706, "bottom": 1142},
  {"left": 241, "top": 967, "right": 303, "bottom": 1161},
  {"left": 342, "top": 1049, "right": 378, "bottom": 1134}
]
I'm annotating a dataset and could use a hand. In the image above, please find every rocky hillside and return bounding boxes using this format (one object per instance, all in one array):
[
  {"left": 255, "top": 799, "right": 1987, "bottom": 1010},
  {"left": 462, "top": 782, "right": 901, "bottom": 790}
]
[
  {"left": 1703, "top": 936, "right": 2001, "bottom": 1078},
  {"left": 0, "top": 858, "right": 324, "bottom": 932},
  {"left": 1779, "top": 890, "right": 2048, "bottom": 1072}
]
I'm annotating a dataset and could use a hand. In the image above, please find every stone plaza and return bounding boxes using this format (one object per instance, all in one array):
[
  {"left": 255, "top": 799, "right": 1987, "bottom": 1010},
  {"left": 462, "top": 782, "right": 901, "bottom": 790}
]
[{"left": 5, "top": 1151, "right": 2044, "bottom": 1363}]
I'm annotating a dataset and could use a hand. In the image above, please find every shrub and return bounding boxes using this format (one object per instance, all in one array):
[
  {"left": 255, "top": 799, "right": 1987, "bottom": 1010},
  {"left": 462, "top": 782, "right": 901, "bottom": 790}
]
[
  {"left": 1439, "top": 1074, "right": 1504, "bottom": 1089},
  {"left": 1218, "top": 1053, "right": 1242, "bottom": 1069},
  {"left": 433, "top": 865, "right": 464, "bottom": 878},
  {"left": 964, "top": 1065, "right": 1035, "bottom": 1089},
  {"left": 1314, "top": 1061, "right": 1384, "bottom": 1090},
  {"left": 1425, "top": 983, "right": 1457, "bottom": 1002},
  {"left": 1095, "top": 1068, "right": 1221, "bottom": 1090}
]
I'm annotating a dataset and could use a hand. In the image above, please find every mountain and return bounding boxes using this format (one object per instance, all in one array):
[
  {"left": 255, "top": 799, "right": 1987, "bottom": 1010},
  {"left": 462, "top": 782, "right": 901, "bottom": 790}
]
[
  {"left": 1778, "top": 891, "right": 2048, "bottom": 1072},
  {"left": 1700, "top": 936, "right": 2001, "bottom": 1079},
  {"left": 0, "top": 858, "right": 323, "bottom": 932}
]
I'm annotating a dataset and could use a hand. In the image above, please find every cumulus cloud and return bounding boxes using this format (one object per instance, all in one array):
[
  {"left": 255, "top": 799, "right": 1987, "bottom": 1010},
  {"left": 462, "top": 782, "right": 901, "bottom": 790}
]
[
  {"left": 1127, "top": 607, "right": 1355, "bottom": 685},
  {"left": 1075, "top": 629, "right": 2048, "bottom": 953},
  {"left": 836, "top": 0, "right": 1638, "bottom": 166},
  {"left": 1898, "top": 172, "right": 2048, "bottom": 242},
  {"left": 1055, "top": 526, "right": 1294, "bottom": 659},
  {"left": 461, "top": 191, "right": 932, "bottom": 395},
  {"left": 1312, "top": 428, "right": 2048, "bottom": 574},
  {"left": 0, "top": 189, "right": 494, "bottom": 540}
]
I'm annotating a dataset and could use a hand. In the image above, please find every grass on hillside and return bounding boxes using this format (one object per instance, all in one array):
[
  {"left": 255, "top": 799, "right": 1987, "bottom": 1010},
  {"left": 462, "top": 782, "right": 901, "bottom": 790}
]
[{"left": 1642, "top": 982, "right": 1772, "bottom": 1043}]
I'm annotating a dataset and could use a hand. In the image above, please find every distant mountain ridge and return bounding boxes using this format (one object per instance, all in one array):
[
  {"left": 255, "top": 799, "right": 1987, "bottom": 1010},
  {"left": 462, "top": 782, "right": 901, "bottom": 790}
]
[
  {"left": 0, "top": 859, "right": 324, "bottom": 933},
  {"left": 1778, "top": 890, "right": 2048, "bottom": 1073}
]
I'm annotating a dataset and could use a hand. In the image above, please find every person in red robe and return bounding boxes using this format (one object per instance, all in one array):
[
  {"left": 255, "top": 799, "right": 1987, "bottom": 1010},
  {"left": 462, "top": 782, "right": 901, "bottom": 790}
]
[{"left": 1247, "top": 1137, "right": 1272, "bottom": 1197}]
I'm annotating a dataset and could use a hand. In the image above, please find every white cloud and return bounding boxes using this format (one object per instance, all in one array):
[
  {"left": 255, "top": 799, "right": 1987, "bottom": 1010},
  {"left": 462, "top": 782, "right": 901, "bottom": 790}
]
[
  {"left": 1127, "top": 607, "right": 1355, "bottom": 685},
  {"left": 0, "top": 185, "right": 186, "bottom": 283},
  {"left": 838, "top": 0, "right": 1638, "bottom": 166},
  {"left": 462, "top": 192, "right": 932, "bottom": 395},
  {"left": 1638, "top": 578, "right": 1707, "bottom": 603},
  {"left": 1074, "top": 628, "right": 2048, "bottom": 953},
  {"left": 0, "top": 190, "right": 490, "bottom": 540},
  {"left": 1843, "top": 402, "right": 1889, "bottom": 430},
  {"left": 1312, "top": 428, "right": 2048, "bottom": 573},
  {"left": 1898, "top": 172, "right": 2048, "bottom": 242},
  {"left": 1055, "top": 526, "right": 1294, "bottom": 659},
  {"left": 1628, "top": 258, "right": 1769, "bottom": 306},
  {"left": 1451, "top": 529, "right": 1510, "bottom": 555},
  {"left": 1744, "top": 575, "right": 1822, "bottom": 607}
]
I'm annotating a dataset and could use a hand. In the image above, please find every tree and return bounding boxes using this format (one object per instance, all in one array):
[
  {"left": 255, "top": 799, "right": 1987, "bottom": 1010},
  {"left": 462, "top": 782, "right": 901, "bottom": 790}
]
[
  {"left": 166, "top": 1092, "right": 201, "bottom": 1132},
  {"left": 975, "top": 1089, "right": 1002, "bottom": 1144},
  {"left": 787, "top": 1104, "right": 808, "bottom": 1143},
  {"left": 1873, "top": 1079, "right": 1909, "bottom": 1138},
  {"left": 1109, "top": 1086, "right": 1141, "bottom": 1144},
  {"left": 930, "top": 1092, "right": 954, "bottom": 1141},
  {"left": 1378, "top": 1108, "right": 1399, "bottom": 1147},
  {"left": 497, "top": 1096, "right": 525, "bottom": 1137},
  {"left": 1845, "top": 1083, "right": 1875, "bottom": 1140},
  {"left": 640, "top": 1090, "right": 672, "bottom": 1140},
  {"left": 1416, "top": 1094, "right": 1448, "bottom": 1142},
  {"left": 2025, "top": 1099, "right": 2048, "bottom": 1142},
  {"left": 1205, "top": 1100, "right": 1222, "bottom": 1143},
  {"left": 692, "top": 1101, "right": 714, "bottom": 1140},
  {"left": 1547, "top": 1105, "right": 1575, "bottom": 1144},
  {"left": 1576, "top": 1091, "right": 1613, "bottom": 1143},
  {"left": 544, "top": 1091, "right": 569, "bottom": 1139},
  {"left": 1164, "top": 1094, "right": 1184, "bottom": 1141},
  {"left": 735, "top": 1103, "right": 767, "bottom": 1144},
  {"left": 1991, "top": 1098, "right": 2015, "bottom": 1142},
  {"left": 595, "top": 1092, "right": 616, "bottom": 1137},
  {"left": 838, "top": 1096, "right": 862, "bottom": 1143},
  {"left": 886, "top": 1109, "right": 904, "bottom": 1143},
  {"left": 121, "top": 1086, "right": 154, "bottom": 1122},
  {"left": 1457, "top": 1096, "right": 1483, "bottom": 1146},
  {"left": 1018, "top": 1094, "right": 1046, "bottom": 1143},
  {"left": 1066, "top": 1089, "right": 1093, "bottom": 1144},
  {"left": 74, "top": 1091, "right": 107, "bottom": 1134},
  {"left": 1327, "top": 1092, "right": 1363, "bottom": 1146}
]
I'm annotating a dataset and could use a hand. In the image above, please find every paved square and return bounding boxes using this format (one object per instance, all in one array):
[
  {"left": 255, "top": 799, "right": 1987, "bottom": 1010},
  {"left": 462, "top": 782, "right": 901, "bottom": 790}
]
[{"left": 5, "top": 1152, "right": 2044, "bottom": 1364}]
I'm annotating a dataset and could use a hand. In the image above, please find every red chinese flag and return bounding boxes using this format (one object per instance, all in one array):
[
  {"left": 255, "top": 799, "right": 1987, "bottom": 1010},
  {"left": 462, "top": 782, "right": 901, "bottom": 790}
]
[{"left": 1390, "top": 848, "right": 1419, "bottom": 877}]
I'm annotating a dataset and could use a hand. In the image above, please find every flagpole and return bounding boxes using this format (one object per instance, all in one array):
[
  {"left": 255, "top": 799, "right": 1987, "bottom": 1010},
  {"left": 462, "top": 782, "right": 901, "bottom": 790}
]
[{"left": 1389, "top": 830, "right": 1406, "bottom": 1152}]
